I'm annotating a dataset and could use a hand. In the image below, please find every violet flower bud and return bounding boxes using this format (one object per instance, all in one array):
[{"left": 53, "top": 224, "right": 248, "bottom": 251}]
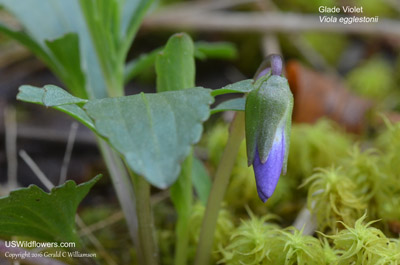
[{"left": 245, "top": 55, "right": 293, "bottom": 202}]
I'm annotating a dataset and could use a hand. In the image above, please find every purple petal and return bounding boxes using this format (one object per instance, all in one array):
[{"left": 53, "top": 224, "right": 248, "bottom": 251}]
[
  {"left": 255, "top": 67, "right": 271, "bottom": 80},
  {"left": 252, "top": 129, "right": 285, "bottom": 202}
]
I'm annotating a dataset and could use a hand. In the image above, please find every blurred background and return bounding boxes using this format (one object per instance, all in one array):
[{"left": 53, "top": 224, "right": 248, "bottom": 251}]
[{"left": 0, "top": 0, "right": 399, "bottom": 263}]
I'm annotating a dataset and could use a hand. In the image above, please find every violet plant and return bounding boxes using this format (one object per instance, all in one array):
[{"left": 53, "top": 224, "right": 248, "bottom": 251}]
[{"left": 0, "top": 1, "right": 294, "bottom": 265}]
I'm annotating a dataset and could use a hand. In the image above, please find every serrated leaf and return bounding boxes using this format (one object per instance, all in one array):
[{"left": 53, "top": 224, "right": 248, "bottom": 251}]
[
  {"left": 17, "top": 85, "right": 94, "bottom": 130},
  {"left": 211, "top": 79, "right": 254, "bottom": 96},
  {"left": 84, "top": 88, "right": 214, "bottom": 188},
  {"left": 211, "top": 97, "right": 246, "bottom": 114},
  {"left": 0, "top": 175, "right": 102, "bottom": 243},
  {"left": 156, "top": 33, "right": 195, "bottom": 92}
]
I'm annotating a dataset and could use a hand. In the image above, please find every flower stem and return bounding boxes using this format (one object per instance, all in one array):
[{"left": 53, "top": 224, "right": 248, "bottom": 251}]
[
  {"left": 131, "top": 172, "right": 159, "bottom": 265},
  {"left": 194, "top": 112, "right": 245, "bottom": 265},
  {"left": 97, "top": 139, "right": 143, "bottom": 263},
  {"left": 171, "top": 152, "right": 193, "bottom": 265}
]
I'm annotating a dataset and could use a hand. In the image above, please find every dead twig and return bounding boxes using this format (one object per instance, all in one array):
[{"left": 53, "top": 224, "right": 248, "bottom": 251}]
[
  {"left": 5, "top": 106, "right": 18, "bottom": 190},
  {"left": 143, "top": 11, "right": 400, "bottom": 37},
  {"left": 19, "top": 150, "right": 53, "bottom": 191},
  {"left": 59, "top": 122, "right": 79, "bottom": 185}
]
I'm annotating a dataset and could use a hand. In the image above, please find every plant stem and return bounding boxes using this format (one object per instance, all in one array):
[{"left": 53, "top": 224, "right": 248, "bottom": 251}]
[
  {"left": 131, "top": 172, "right": 159, "bottom": 265},
  {"left": 194, "top": 112, "right": 245, "bottom": 265},
  {"left": 171, "top": 152, "right": 193, "bottom": 265}
]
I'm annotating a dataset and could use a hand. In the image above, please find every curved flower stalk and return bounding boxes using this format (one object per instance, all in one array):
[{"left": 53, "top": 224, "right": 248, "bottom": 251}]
[{"left": 245, "top": 55, "right": 294, "bottom": 202}]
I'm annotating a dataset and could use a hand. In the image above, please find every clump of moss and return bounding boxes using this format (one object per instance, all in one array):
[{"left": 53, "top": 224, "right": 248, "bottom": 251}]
[
  {"left": 303, "top": 33, "right": 348, "bottom": 66},
  {"left": 374, "top": 121, "right": 400, "bottom": 221},
  {"left": 322, "top": 238, "right": 339, "bottom": 264},
  {"left": 219, "top": 215, "right": 325, "bottom": 265},
  {"left": 346, "top": 56, "right": 395, "bottom": 101},
  {"left": 288, "top": 120, "right": 352, "bottom": 181},
  {"left": 189, "top": 202, "right": 235, "bottom": 261},
  {"left": 302, "top": 167, "right": 367, "bottom": 232},
  {"left": 326, "top": 213, "right": 400, "bottom": 264},
  {"left": 271, "top": 226, "right": 325, "bottom": 265},
  {"left": 218, "top": 214, "right": 279, "bottom": 265}
]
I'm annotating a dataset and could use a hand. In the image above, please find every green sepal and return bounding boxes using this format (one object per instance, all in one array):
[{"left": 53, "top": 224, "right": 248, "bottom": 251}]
[{"left": 245, "top": 75, "right": 293, "bottom": 174}]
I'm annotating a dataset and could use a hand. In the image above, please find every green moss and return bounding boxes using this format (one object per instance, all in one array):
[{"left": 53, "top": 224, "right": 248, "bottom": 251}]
[
  {"left": 346, "top": 56, "right": 395, "bottom": 100},
  {"left": 189, "top": 202, "right": 235, "bottom": 261},
  {"left": 303, "top": 33, "right": 348, "bottom": 65},
  {"left": 326, "top": 213, "right": 400, "bottom": 265},
  {"left": 218, "top": 214, "right": 280, "bottom": 265},
  {"left": 220, "top": 216, "right": 325, "bottom": 265},
  {"left": 302, "top": 167, "right": 367, "bottom": 232},
  {"left": 288, "top": 120, "right": 352, "bottom": 181}
]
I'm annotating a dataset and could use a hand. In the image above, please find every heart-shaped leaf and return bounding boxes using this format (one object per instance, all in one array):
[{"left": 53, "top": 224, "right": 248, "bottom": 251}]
[
  {"left": 0, "top": 175, "right": 101, "bottom": 244},
  {"left": 84, "top": 88, "right": 213, "bottom": 188}
]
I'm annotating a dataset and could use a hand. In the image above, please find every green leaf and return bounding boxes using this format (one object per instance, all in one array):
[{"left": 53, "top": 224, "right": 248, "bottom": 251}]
[
  {"left": 45, "top": 33, "right": 87, "bottom": 98},
  {"left": 0, "top": 175, "right": 102, "bottom": 243},
  {"left": 0, "top": 23, "right": 57, "bottom": 71},
  {"left": 124, "top": 41, "right": 237, "bottom": 84},
  {"left": 211, "top": 79, "right": 254, "bottom": 96},
  {"left": 0, "top": 0, "right": 107, "bottom": 98},
  {"left": 194, "top": 41, "right": 238, "bottom": 61},
  {"left": 41, "top": 85, "right": 87, "bottom": 107},
  {"left": 17, "top": 85, "right": 94, "bottom": 131},
  {"left": 121, "top": 0, "right": 154, "bottom": 54},
  {"left": 84, "top": 88, "right": 214, "bottom": 188},
  {"left": 156, "top": 33, "right": 195, "bottom": 92},
  {"left": 211, "top": 97, "right": 246, "bottom": 115},
  {"left": 124, "top": 47, "right": 162, "bottom": 83},
  {"left": 192, "top": 158, "right": 211, "bottom": 205},
  {"left": 170, "top": 154, "right": 193, "bottom": 263}
]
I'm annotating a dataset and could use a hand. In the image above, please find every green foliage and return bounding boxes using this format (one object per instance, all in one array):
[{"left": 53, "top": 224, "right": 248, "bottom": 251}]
[
  {"left": 0, "top": 0, "right": 153, "bottom": 98},
  {"left": 303, "top": 167, "right": 367, "bottom": 232},
  {"left": 374, "top": 121, "right": 400, "bottom": 221},
  {"left": 156, "top": 32, "right": 197, "bottom": 265},
  {"left": 211, "top": 79, "right": 254, "bottom": 97},
  {"left": 219, "top": 215, "right": 325, "bottom": 265},
  {"left": 194, "top": 41, "right": 238, "bottom": 61},
  {"left": 156, "top": 33, "right": 195, "bottom": 92},
  {"left": 17, "top": 85, "right": 95, "bottom": 130},
  {"left": 124, "top": 41, "right": 238, "bottom": 83},
  {"left": 84, "top": 88, "right": 213, "bottom": 189},
  {"left": 0, "top": 0, "right": 104, "bottom": 98},
  {"left": 326, "top": 214, "right": 400, "bottom": 265},
  {"left": 346, "top": 56, "right": 395, "bottom": 100},
  {"left": 211, "top": 98, "right": 246, "bottom": 114},
  {"left": 192, "top": 158, "right": 212, "bottom": 205},
  {"left": 288, "top": 120, "right": 352, "bottom": 180},
  {"left": 303, "top": 33, "right": 348, "bottom": 65},
  {"left": 18, "top": 83, "right": 214, "bottom": 189},
  {"left": 0, "top": 175, "right": 101, "bottom": 244},
  {"left": 272, "top": 227, "right": 325, "bottom": 265},
  {"left": 189, "top": 202, "right": 235, "bottom": 262},
  {"left": 218, "top": 214, "right": 279, "bottom": 265}
]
